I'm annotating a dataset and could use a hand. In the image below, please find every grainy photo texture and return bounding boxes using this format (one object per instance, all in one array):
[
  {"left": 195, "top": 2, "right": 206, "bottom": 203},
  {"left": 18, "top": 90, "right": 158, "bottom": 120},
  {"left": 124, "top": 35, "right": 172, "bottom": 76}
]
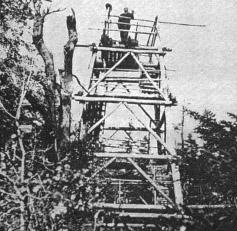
[{"left": 0, "top": 1, "right": 236, "bottom": 230}]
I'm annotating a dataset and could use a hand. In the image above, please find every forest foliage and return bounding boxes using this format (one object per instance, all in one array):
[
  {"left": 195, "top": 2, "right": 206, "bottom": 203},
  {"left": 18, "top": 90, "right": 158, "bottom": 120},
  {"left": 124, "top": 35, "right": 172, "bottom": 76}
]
[{"left": 178, "top": 110, "right": 237, "bottom": 231}]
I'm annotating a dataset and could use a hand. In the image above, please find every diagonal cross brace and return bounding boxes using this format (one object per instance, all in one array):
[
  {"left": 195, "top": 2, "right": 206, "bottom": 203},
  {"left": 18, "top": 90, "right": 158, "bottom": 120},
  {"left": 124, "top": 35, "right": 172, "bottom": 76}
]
[
  {"left": 124, "top": 102, "right": 184, "bottom": 207},
  {"left": 87, "top": 157, "right": 116, "bottom": 182},
  {"left": 130, "top": 52, "right": 168, "bottom": 101},
  {"left": 138, "top": 104, "right": 156, "bottom": 126},
  {"left": 85, "top": 52, "right": 130, "bottom": 96},
  {"left": 124, "top": 102, "right": 176, "bottom": 156},
  {"left": 84, "top": 102, "right": 123, "bottom": 138},
  {"left": 127, "top": 157, "right": 176, "bottom": 209}
]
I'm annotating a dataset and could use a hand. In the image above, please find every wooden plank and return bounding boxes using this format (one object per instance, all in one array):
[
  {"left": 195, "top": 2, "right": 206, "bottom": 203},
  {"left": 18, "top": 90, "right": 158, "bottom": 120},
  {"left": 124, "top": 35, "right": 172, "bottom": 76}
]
[
  {"left": 159, "top": 20, "right": 206, "bottom": 27},
  {"left": 159, "top": 55, "right": 167, "bottom": 95},
  {"left": 109, "top": 14, "right": 154, "bottom": 23},
  {"left": 83, "top": 223, "right": 157, "bottom": 228},
  {"left": 143, "top": 63, "right": 159, "bottom": 67},
  {"left": 91, "top": 77, "right": 161, "bottom": 82},
  {"left": 89, "top": 27, "right": 156, "bottom": 35},
  {"left": 93, "top": 68, "right": 161, "bottom": 73},
  {"left": 119, "top": 212, "right": 191, "bottom": 219},
  {"left": 75, "top": 44, "right": 167, "bottom": 51},
  {"left": 85, "top": 52, "right": 130, "bottom": 95},
  {"left": 187, "top": 204, "right": 234, "bottom": 209},
  {"left": 92, "top": 203, "right": 167, "bottom": 210},
  {"left": 103, "top": 28, "right": 156, "bottom": 35},
  {"left": 73, "top": 96, "right": 172, "bottom": 105},
  {"left": 93, "top": 46, "right": 165, "bottom": 54},
  {"left": 103, "top": 126, "right": 150, "bottom": 131},
  {"left": 127, "top": 157, "right": 176, "bottom": 209},
  {"left": 104, "top": 21, "right": 154, "bottom": 29},
  {"left": 101, "top": 178, "right": 172, "bottom": 185},
  {"left": 94, "top": 152, "right": 175, "bottom": 160},
  {"left": 171, "top": 164, "right": 184, "bottom": 208}
]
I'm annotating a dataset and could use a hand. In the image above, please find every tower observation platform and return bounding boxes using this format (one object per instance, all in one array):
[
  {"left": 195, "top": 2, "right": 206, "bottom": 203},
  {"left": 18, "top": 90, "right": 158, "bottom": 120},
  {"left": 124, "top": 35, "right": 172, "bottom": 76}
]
[{"left": 74, "top": 4, "right": 187, "bottom": 230}]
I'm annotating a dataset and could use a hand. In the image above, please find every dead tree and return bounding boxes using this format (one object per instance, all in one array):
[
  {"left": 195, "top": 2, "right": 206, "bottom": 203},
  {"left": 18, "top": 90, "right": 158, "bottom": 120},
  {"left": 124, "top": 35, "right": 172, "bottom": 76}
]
[
  {"left": 31, "top": 3, "right": 78, "bottom": 158},
  {"left": 60, "top": 8, "right": 78, "bottom": 149}
]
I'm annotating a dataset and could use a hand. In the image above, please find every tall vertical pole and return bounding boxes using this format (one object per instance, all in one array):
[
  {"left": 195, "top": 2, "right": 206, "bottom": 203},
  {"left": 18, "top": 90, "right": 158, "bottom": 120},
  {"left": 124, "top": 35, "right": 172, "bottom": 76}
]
[{"left": 159, "top": 54, "right": 184, "bottom": 210}]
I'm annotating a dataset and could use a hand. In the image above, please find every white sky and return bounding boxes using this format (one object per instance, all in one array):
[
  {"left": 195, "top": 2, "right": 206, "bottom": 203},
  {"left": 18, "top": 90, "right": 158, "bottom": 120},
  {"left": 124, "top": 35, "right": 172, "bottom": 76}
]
[{"left": 43, "top": 0, "right": 237, "bottom": 125}]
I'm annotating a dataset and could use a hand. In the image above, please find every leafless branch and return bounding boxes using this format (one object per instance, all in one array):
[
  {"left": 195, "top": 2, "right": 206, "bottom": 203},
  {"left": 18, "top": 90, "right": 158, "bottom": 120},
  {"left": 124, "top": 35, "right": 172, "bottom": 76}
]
[
  {"left": 0, "top": 206, "right": 20, "bottom": 219},
  {"left": 4, "top": 157, "right": 19, "bottom": 178},
  {"left": 43, "top": 7, "right": 66, "bottom": 18},
  {"left": 33, "top": 0, "right": 42, "bottom": 14},
  {"left": 0, "top": 99, "right": 16, "bottom": 119},
  {"left": 0, "top": 189, "right": 18, "bottom": 199},
  {"left": 25, "top": 193, "right": 50, "bottom": 200},
  {"left": 0, "top": 172, "right": 23, "bottom": 200},
  {"left": 14, "top": 72, "right": 32, "bottom": 184},
  {"left": 16, "top": 72, "right": 32, "bottom": 120},
  {"left": 0, "top": 171, "right": 16, "bottom": 185},
  {"left": 37, "top": 174, "right": 46, "bottom": 192}
]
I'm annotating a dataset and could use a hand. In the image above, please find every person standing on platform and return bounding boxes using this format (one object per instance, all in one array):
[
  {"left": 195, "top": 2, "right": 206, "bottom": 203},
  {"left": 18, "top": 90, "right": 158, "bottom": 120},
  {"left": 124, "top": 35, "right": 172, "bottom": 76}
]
[{"left": 118, "top": 7, "right": 134, "bottom": 43}]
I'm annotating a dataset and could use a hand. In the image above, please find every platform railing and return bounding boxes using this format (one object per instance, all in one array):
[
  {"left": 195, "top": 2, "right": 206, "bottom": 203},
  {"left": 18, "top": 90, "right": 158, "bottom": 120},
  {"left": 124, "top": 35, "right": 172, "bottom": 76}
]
[{"left": 90, "top": 14, "right": 160, "bottom": 47}]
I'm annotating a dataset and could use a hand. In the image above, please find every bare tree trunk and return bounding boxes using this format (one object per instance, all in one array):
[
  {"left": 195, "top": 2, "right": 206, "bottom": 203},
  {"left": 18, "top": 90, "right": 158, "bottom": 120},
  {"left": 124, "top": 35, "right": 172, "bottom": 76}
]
[
  {"left": 32, "top": 12, "right": 57, "bottom": 126},
  {"left": 60, "top": 9, "right": 78, "bottom": 148},
  {"left": 32, "top": 11, "right": 59, "bottom": 158},
  {"left": 32, "top": 6, "right": 78, "bottom": 157}
]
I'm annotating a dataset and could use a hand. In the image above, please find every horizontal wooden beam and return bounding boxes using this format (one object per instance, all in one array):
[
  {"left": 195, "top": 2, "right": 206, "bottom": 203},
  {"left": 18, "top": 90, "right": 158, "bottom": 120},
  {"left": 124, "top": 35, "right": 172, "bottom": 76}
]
[
  {"left": 143, "top": 63, "right": 159, "bottom": 67},
  {"left": 110, "top": 14, "right": 155, "bottom": 23},
  {"left": 100, "top": 178, "right": 172, "bottom": 185},
  {"left": 103, "top": 28, "right": 156, "bottom": 35},
  {"left": 186, "top": 204, "right": 235, "bottom": 209},
  {"left": 76, "top": 44, "right": 162, "bottom": 51},
  {"left": 94, "top": 152, "right": 174, "bottom": 160},
  {"left": 103, "top": 126, "right": 151, "bottom": 131},
  {"left": 93, "top": 68, "right": 161, "bottom": 73},
  {"left": 93, "top": 46, "right": 165, "bottom": 54},
  {"left": 73, "top": 96, "right": 172, "bottom": 105},
  {"left": 92, "top": 203, "right": 167, "bottom": 210},
  {"left": 159, "top": 20, "right": 206, "bottom": 27},
  {"left": 105, "top": 21, "right": 154, "bottom": 29},
  {"left": 91, "top": 78, "right": 161, "bottom": 83},
  {"left": 89, "top": 27, "right": 156, "bottom": 35},
  {"left": 83, "top": 223, "right": 157, "bottom": 228},
  {"left": 119, "top": 212, "right": 191, "bottom": 219}
]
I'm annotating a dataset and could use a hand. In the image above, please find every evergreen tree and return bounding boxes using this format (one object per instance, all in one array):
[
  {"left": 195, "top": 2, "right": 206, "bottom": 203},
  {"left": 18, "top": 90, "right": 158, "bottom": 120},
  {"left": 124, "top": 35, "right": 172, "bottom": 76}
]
[{"left": 178, "top": 110, "right": 237, "bottom": 231}]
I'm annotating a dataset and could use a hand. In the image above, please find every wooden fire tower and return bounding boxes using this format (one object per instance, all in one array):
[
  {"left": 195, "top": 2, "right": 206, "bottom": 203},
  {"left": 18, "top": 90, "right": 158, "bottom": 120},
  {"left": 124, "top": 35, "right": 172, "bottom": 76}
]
[{"left": 74, "top": 5, "right": 187, "bottom": 230}]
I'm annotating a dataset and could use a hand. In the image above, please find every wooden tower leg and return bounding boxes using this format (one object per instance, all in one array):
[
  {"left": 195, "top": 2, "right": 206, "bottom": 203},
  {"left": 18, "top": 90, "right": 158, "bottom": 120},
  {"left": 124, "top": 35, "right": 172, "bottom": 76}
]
[{"left": 154, "top": 105, "right": 166, "bottom": 154}]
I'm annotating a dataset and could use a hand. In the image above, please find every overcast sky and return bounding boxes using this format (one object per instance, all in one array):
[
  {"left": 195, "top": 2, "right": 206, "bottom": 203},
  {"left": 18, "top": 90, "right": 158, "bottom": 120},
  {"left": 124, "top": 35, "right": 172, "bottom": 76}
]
[{"left": 43, "top": 0, "right": 237, "bottom": 122}]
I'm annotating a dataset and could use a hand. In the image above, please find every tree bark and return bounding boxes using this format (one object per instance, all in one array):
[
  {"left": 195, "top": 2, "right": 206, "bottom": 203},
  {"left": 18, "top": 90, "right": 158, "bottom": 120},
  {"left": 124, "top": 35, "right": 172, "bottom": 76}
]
[
  {"left": 32, "top": 8, "right": 78, "bottom": 156},
  {"left": 59, "top": 9, "right": 78, "bottom": 148},
  {"left": 32, "top": 12, "right": 57, "bottom": 123},
  {"left": 32, "top": 11, "right": 59, "bottom": 159}
]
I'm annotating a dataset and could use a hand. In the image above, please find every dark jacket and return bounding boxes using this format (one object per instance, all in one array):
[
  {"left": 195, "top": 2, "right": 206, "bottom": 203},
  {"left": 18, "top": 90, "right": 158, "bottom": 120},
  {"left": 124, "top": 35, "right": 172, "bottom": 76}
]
[{"left": 118, "top": 12, "right": 134, "bottom": 30}]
